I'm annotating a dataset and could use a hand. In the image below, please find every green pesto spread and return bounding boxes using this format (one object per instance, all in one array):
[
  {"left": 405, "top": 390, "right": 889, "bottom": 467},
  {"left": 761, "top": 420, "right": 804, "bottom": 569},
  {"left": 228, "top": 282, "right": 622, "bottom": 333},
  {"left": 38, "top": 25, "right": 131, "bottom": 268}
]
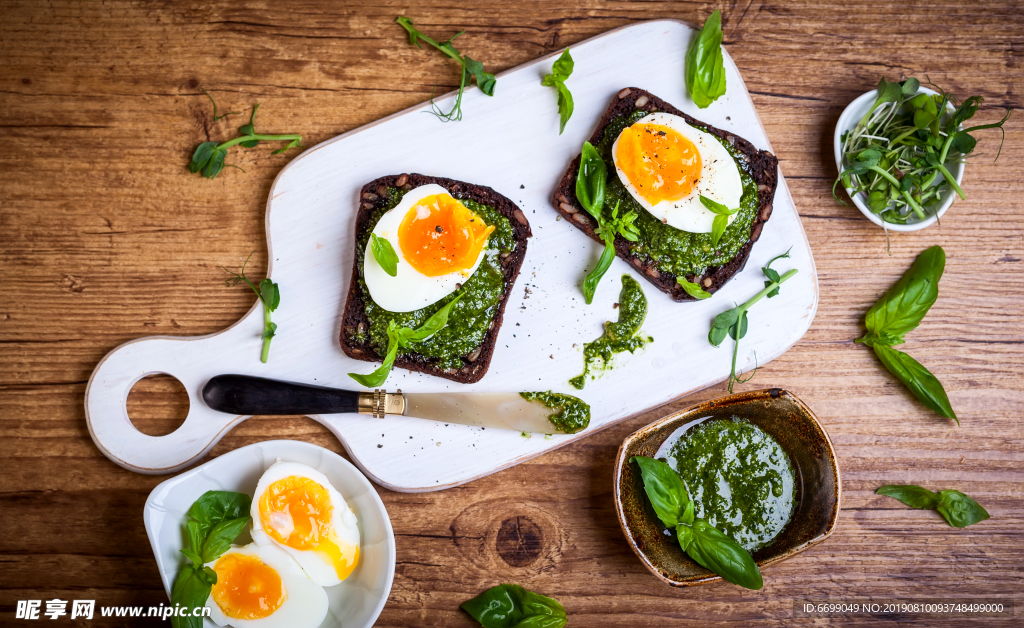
[
  {"left": 350, "top": 187, "right": 515, "bottom": 370},
  {"left": 519, "top": 391, "right": 591, "bottom": 434},
  {"left": 595, "top": 110, "right": 759, "bottom": 278},
  {"left": 569, "top": 275, "right": 652, "bottom": 389},
  {"left": 665, "top": 416, "right": 795, "bottom": 551}
]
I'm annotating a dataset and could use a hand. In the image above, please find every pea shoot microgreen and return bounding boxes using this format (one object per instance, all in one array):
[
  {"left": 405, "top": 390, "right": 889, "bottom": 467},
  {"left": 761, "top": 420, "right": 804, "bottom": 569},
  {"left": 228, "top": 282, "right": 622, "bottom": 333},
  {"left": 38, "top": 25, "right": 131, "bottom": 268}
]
[
  {"left": 541, "top": 48, "right": 575, "bottom": 134},
  {"left": 395, "top": 16, "right": 497, "bottom": 122},
  {"left": 189, "top": 92, "right": 303, "bottom": 180},
  {"left": 370, "top": 233, "right": 399, "bottom": 277},
  {"left": 698, "top": 195, "right": 740, "bottom": 246},
  {"left": 632, "top": 456, "right": 763, "bottom": 590},
  {"left": 708, "top": 248, "right": 797, "bottom": 392},
  {"left": 855, "top": 246, "right": 957, "bottom": 422},
  {"left": 348, "top": 295, "right": 462, "bottom": 387},
  {"left": 835, "top": 76, "right": 1010, "bottom": 225},
  {"left": 685, "top": 10, "right": 727, "bottom": 109},
  {"left": 222, "top": 252, "right": 280, "bottom": 364},
  {"left": 877, "top": 485, "right": 989, "bottom": 528},
  {"left": 575, "top": 141, "right": 640, "bottom": 303}
]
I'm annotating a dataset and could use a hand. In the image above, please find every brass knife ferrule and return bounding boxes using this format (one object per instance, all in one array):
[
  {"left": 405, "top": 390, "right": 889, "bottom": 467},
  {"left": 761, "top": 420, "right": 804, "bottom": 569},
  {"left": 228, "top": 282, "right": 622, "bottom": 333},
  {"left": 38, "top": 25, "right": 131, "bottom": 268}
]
[{"left": 357, "top": 389, "right": 406, "bottom": 418}]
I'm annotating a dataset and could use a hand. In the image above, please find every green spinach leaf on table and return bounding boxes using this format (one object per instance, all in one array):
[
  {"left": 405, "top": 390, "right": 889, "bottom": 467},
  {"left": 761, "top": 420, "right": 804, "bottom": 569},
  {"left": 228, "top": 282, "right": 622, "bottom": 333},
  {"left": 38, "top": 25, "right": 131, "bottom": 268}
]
[{"left": 461, "top": 584, "right": 567, "bottom": 628}]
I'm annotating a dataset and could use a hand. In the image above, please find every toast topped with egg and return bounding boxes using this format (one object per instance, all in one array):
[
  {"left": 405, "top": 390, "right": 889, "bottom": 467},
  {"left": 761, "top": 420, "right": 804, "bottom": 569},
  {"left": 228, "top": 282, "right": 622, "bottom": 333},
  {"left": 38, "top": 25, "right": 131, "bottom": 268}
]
[
  {"left": 341, "top": 173, "right": 531, "bottom": 384},
  {"left": 552, "top": 87, "right": 778, "bottom": 301}
]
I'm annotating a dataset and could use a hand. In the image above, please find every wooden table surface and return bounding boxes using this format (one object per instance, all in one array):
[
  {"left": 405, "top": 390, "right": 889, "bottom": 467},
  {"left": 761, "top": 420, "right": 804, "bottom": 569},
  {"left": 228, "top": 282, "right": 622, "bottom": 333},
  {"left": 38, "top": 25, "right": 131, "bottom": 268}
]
[{"left": 2, "top": 1, "right": 1022, "bottom": 625}]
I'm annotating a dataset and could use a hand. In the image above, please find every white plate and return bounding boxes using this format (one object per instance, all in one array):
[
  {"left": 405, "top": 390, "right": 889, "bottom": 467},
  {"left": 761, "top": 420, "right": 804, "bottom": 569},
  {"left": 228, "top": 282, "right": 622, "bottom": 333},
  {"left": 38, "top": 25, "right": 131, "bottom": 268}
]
[
  {"left": 143, "top": 440, "right": 395, "bottom": 628},
  {"left": 834, "top": 87, "right": 964, "bottom": 231},
  {"left": 87, "top": 19, "right": 818, "bottom": 490}
]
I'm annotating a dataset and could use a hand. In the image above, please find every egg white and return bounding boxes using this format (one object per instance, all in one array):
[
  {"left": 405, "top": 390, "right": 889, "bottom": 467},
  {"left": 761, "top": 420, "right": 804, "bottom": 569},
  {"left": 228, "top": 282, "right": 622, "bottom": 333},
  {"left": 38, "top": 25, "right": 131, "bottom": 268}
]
[
  {"left": 250, "top": 461, "right": 361, "bottom": 587},
  {"left": 612, "top": 112, "right": 744, "bottom": 233},
  {"left": 364, "top": 184, "right": 491, "bottom": 313},
  {"left": 204, "top": 542, "right": 328, "bottom": 628}
]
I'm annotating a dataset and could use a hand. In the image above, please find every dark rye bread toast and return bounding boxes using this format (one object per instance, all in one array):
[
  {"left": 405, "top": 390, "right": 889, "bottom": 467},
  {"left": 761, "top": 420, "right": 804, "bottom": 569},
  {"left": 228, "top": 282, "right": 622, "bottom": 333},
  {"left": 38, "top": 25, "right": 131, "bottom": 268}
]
[
  {"left": 552, "top": 87, "right": 779, "bottom": 301},
  {"left": 340, "top": 173, "right": 531, "bottom": 384}
]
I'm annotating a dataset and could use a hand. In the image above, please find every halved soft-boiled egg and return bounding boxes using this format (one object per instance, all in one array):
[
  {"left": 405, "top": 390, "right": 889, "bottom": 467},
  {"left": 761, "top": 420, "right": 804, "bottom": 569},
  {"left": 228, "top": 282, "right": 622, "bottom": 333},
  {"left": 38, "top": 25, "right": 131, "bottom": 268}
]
[
  {"left": 250, "top": 461, "right": 361, "bottom": 587},
  {"left": 364, "top": 183, "right": 495, "bottom": 312},
  {"left": 612, "top": 112, "right": 744, "bottom": 233},
  {"left": 205, "top": 542, "right": 328, "bottom": 628}
]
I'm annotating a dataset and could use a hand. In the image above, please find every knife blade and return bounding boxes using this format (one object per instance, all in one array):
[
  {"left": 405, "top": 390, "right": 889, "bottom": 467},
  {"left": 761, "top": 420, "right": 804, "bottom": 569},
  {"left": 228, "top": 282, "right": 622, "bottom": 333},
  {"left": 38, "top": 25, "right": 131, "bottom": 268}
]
[{"left": 202, "top": 374, "right": 573, "bottom": 434}]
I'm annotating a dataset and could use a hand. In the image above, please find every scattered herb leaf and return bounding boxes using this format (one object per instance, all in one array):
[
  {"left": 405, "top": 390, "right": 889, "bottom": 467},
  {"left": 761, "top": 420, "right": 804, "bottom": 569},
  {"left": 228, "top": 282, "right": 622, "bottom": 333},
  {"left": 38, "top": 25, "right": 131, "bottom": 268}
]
[
  {"left": 877, "top": 485, "right": 989, "bottom": 528},
  {"left": 461, "top": 584, "right": 566, "bottom": 628},
  {"left": 698, "top": 194, "right": 740, "bottom": 246},
  {"left": 371, "top": 233, "right": 399, "bottom": 277},
  {"left": 685, "top": 10, "right": 726, "bottom": 108},
  {"left": 677, "top": 277, "right": 712, "bottom": 300},
  {"left": 223, "top": 251, "right": 280, "bottom": 363},
  {"left": 541, "top": 48, "right": 575, "bottom": 134},
  {"left": 708, "top": 249, "right": 797, "bottom": 391},
  {"left": 395, "top": 16, "right": 496, "bottom": 122}
]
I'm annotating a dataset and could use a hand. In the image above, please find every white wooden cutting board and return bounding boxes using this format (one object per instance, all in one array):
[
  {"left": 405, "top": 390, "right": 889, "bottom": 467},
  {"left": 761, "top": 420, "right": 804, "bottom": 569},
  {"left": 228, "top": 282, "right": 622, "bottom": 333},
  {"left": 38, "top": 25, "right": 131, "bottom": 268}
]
[{"left": 86, "top": 20, "right": 818, "bottom": 491}]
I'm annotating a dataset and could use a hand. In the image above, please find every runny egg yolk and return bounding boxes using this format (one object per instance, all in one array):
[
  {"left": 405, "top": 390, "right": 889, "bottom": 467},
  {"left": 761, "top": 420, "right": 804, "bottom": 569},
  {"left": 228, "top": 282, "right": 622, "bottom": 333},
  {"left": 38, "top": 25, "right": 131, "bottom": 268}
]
[
  {"left": 258, "top": 476, "right": 360, "bottom": 581},
  {"left": 398, "top": 194, "right": 495, "bottom": 277},
  {"left": 615, "top": 123, "right": 702, "bottom": 205},
  {"left": 211, "top": 553, "right": 286, "bottom": 620}
]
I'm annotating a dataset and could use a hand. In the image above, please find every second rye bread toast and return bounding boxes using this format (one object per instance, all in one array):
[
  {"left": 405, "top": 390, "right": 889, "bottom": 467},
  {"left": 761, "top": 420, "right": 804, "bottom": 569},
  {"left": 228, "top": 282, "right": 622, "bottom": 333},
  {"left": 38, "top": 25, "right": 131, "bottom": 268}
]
[
  {"left": 340, "top": 173, "right": 531, "bottom": 384},
  {"left": 552, "top": 87, "right": 779, "bottom": 301}
]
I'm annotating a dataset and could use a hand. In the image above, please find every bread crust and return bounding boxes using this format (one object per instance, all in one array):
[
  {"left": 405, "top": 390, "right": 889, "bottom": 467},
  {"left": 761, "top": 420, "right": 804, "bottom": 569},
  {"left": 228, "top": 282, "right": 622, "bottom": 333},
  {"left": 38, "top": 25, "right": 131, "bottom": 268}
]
[
  {"left": 551, "top": 87, "right": 779, "bottom": 301},
  {"left": 340, "top": 173, "right": 531, "bottom": 384}
]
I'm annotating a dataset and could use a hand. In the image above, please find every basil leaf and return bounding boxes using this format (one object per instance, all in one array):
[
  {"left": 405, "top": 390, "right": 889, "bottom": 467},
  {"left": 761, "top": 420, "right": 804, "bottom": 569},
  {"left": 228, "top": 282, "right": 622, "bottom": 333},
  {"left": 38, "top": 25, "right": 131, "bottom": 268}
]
[
  {"left": 550, "top": 48, "right": 573, "bottom": 80},
  {"left": 186, "top": 519, "right": 205, "bottom": 555},
  {"left": 864, "top": 246, "right": 944, "bottom": 339},
  {"left": 698, "top": 195, "right": 734, "bottom": 215},
  {"left": 583, "top": 238, "right": 616, "bottom": 305},
  {"left": 675, "top": 523, "right": 694, "bottom": 551},
  {"left": 630, "top": 456, "right": 689, "bottom": 529},
  {"left": 575, "top": 141, "right": 606, "bottom": 219},
  {"left": 461, "top": 584, "right": 566, "bottom": 628},
  {"left": 686, "top": 519, "right": 763, "bottom": 590},
  {"left": 936, "top": 490, "right": 990, "bottom": 528},
  {"left": 873, "top": 344, "right": 957, "bottom": 422},
  {"left": 677, "top": 278, "right": 711, "bottom": 300},
  {"left": 541, "top": 49, "right": 574, "bottom": 135},
  {"left": 348, "top": 321, "right": 401, "bottom": 387},
  {"left": 370, "top": 233, "right": 399, "bottom": 277},
  {"left": 200, "top": 516, "right": 251, "bottom": 564},
  {"left": 876, "top": 484, "right": 939, "bottom": 510},
  {"left": 685, "top": 10, "right": 726, "bottom": 108},
  {"left": 188, "top": 491, "right": 251, "bottom": 532},
  {"left": 710, "top": 214, "right": 728, "bottom": 247},
  {"left": 179, "top": 548, "right": 203, "bottom": 566},
  {"left": 170, "top": 564, "right": 213, "bottom": 628},
  {"left": 554, "top": 82, "right": 574, "bottom": 135},
  {"left": 400, "top": 295, "right": 462, "bottom": 344},
  {"left": 857, "top": 330, "right": 905, "bottom": 348}
]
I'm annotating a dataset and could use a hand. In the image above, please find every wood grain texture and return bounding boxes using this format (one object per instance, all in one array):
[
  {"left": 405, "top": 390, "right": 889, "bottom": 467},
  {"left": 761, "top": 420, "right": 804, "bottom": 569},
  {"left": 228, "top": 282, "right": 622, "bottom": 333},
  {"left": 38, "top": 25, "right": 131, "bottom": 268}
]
[{"left": 1, "top": 0, "right": 1021, "bottom": 626}]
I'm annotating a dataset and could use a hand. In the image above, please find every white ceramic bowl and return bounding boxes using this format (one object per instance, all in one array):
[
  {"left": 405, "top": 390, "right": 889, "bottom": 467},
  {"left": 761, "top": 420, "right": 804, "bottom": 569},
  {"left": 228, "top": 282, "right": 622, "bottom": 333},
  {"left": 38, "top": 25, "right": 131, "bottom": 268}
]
[
  {"left": 834, "top": 87, "right": 964, "bottom": 231},
  {"left": 144, "top": 440, "right": 395, "bottom": 628}
]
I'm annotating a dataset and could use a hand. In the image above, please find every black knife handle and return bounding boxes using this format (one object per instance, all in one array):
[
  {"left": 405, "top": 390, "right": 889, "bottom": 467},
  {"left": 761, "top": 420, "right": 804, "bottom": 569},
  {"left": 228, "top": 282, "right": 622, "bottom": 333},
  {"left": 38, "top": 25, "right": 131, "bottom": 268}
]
[{"left": 202, "top": 374, "right": 361, "bottom": 415}]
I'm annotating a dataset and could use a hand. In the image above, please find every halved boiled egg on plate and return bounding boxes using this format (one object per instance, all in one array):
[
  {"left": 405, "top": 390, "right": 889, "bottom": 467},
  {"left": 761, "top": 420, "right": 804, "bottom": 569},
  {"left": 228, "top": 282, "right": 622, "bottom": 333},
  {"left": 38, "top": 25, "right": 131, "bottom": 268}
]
[
  {"left": 250, "top": 461, "right": 361, "bottom": 587},
  {"left": 205, "top": 542, "right": 328, "bottom": 628},
  {"left": 612, "top": 112, "right": 743, "bottom": 233},
  {"left": 363, "top": 184, "right": 495, "bottom": 312}
]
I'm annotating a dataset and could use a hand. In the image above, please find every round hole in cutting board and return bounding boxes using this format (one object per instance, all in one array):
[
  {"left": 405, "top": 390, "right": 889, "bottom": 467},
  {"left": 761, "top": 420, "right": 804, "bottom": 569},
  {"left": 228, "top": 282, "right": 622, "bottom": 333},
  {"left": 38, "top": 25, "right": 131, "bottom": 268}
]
[{"left": 127, "top": 374, "right": 190, "bottom": 436}]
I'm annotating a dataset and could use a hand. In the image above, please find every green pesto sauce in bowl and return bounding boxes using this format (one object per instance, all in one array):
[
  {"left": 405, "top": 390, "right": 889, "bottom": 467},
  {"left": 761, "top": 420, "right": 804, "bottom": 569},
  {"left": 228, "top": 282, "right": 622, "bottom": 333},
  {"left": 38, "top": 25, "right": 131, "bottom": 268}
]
[
  {"left": 569, "top": 275, "right": 652, "bottom": 390},
  {"left": 595, "top": 111, "right": 759, "bottom": 278},
  {"left": 353, "top": 187, "right": 515, "bottom": 370},
  {"left": 519, "top": 391, "right": 591, "bottom": 434},
  {"left": 660, "top": 416, "right": 795, "bottom": 551}
]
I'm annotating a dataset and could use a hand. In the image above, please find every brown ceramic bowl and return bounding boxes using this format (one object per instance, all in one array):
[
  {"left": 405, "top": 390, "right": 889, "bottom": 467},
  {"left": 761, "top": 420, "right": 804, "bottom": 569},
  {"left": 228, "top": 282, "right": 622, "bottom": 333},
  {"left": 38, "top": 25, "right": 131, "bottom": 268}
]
[{"left": 614, "top": 388, "right": 840, "bottom": 587}]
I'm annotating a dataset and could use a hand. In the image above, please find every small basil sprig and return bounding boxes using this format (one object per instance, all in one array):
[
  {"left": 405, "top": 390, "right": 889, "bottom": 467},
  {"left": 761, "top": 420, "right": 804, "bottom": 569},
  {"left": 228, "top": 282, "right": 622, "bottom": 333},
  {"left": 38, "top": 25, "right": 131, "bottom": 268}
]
[
  {"left": 461, "top": 584, "right": 566, "bottom": 628},
  {"left": 698, "top": 195, "right": 740, "bottom": 246},
  {"left": 575, "top": 141, "right": 639, "bottom": 303},
  {"left": 171, "top": 491, "right": 252, "bottom": 628},
  {"left": 396, "top": 16, "right": 496, "bottom": 122},
  {"left": 348, "top": 295, "right": 462, "bottom": 387},
  {"left": 708, "top": 248, "right": 797, "bottom": 392},
  {"left": 877, "top": 485, "right": 989, "bottom": 528},
  {"left": 855, "top": 246, "right": 956, "bottom": 422},
  {"left": 632, "top": 456, "right": 762, "bottom": 590},
  {"left": 370, "top": 234, "right": 399, "bottom": 277},
  {"left": 223, "top": 251, "right": 281, "bottom": 364},
  {"left": 677, "top": 277, "right": 711, "bottom": 300},
  {"left": 685, "top": 10, "right": 726, "bottom": 109},
  {"left": 189, "top": 94, "right": 302, "bottom": 180},
  {"left": 541, "top": 48, "right": 574, "bottom": 134}
]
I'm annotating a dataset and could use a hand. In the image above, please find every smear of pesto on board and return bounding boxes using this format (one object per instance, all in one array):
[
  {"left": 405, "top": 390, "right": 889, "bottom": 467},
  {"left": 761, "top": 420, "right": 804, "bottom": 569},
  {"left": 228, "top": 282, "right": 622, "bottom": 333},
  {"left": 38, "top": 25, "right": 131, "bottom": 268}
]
[{"left": 570, "top": 275, "right": 652, "bottom": 389}]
